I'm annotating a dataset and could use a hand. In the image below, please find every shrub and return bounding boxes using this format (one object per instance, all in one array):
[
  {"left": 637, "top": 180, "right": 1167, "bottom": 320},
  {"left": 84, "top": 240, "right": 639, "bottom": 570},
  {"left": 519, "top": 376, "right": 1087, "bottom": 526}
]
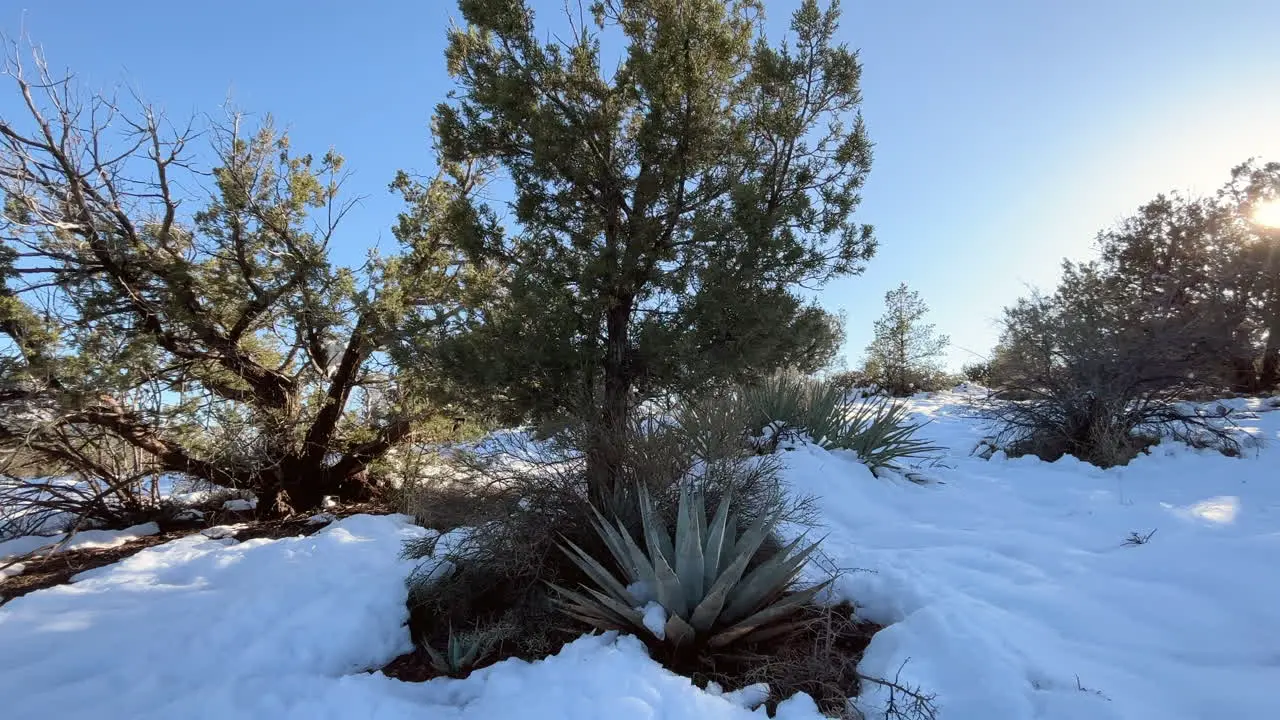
[
  {"left": 398, "top": 407, "right": 895, "bottom": 712},
  {"left": 402, "top": 411, "right": 801, "bottom": 666},
  {"left": 740, "top": 371, "right": 943, "bottom": 470},
  {"left": 980, "top": 288, "right": 1243, "bottom": 467},
  {"left": 550, "top": 483, "right": 830, "bottom": 661}
]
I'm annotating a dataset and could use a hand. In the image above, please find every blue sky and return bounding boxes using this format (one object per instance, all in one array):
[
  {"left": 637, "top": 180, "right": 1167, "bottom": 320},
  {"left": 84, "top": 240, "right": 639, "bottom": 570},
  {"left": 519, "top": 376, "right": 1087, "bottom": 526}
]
[{"left": 6, "top": 0, "right": 1279, "bottom": 370}]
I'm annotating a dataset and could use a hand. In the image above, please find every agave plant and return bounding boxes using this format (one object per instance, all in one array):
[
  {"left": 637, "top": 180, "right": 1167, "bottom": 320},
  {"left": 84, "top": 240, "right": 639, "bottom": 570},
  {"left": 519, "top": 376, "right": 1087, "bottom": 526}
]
[
  {"left": 551, "top": 484, "right": 830, "bottom": 650},
  {"left": 421, "top": 624, "right": 505, "bottom": 677}
]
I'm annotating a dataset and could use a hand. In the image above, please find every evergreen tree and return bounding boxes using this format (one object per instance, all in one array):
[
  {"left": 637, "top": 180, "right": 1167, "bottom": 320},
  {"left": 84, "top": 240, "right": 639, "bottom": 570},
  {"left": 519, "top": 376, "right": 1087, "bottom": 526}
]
[
  {"left": 403, "top": 0, "right": 875, "bottom": 499},
  {"left": 864, "top": 283, "right": 948, "bottom": 395},
  {"left": 0, "top": 48, "right": 477, "bottom": 515}
]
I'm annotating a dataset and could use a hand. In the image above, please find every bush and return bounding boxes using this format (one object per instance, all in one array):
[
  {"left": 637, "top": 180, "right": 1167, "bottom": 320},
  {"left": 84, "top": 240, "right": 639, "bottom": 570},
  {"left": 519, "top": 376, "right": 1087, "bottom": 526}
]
[
  {"left": 401, "top": 411, "right": 802, "bottom": 669},
  {"left": 740, "top": 371, "right": 943, "bottom": 470},
  {"left": 398, "top": 407, "right": 887, "bottom": 714},
  {"left": 981, "top": 290, "right": 1243, "bottom": 467},
  {"left": 550, "top": 483, "right": 830, "bottom": 662}
]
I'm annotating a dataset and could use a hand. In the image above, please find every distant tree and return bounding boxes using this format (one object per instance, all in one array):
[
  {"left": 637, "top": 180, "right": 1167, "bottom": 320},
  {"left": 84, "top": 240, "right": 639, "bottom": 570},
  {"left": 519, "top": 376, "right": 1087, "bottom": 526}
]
[
  {"left": 961, "top": 361, "right": 991, "bottom": 385},
  {"left": 402, "top": 0, "right": 876, "bottom": 502},
  {"left": 0, "top": 46, "right": 477, "bottom": 517},
  {"left": 1016, "top": 161, "right": 1280, "bottom": 394},
  {"left": 864, "top": 283, "right": 949, "bottom": 395},
  {"left": 1219, "top": 160, "right": 1280, "bottom": 388}
]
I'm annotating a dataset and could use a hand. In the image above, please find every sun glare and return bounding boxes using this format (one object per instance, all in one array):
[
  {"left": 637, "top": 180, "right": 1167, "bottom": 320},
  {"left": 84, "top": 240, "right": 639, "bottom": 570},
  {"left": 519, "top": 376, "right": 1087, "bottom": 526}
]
[{"left": 1254, "top": 199, "right": 1280, "bottom": 229}]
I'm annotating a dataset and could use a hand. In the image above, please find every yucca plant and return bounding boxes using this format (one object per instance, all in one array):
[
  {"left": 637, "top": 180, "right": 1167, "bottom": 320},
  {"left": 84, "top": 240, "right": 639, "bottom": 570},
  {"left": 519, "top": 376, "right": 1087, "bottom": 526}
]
[
  {"left": 550, "top": 484, "right": 830, "bottom": 652},
  {"left": 741, "top": 371, "right": 942, "bottom": 470},
  {"left": 833, "top": 398, "right": 944, "bottom": 470},
  {"left": 420, "top": 623, "right": 506, "bottom": 678}
]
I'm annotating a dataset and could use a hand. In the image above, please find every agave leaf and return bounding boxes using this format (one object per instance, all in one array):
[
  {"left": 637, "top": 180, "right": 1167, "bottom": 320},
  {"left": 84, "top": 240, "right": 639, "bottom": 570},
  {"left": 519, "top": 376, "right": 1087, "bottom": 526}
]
[
  {"left": 708, "top": 579, "right": 833, "bottom": 648},
  {"left": 587, "top": 503, "right": 638, "bottom": 578},
  {"left": 548, "top": 582, "right": 641, "bottom": 629},
  {"left": 687, "top": 509, "right": 778, "bottom": 631},
  {"left": 560, "top": 608, "right": 623, "bottom": 630},
  {"left": 664, "top": 610, "right": 697, "bottom": 647},
  {"left": 731, "top": 617, "right": 818, "bottom": 646},
  {"left": 457, "top": 636, "right": 483, "bottom": 669},
  {"left": 614, "top": 514, "right": 658, "bottom": 590},
  {"left": 674, "top": 485, "right": 705, "bottom": 608},
  {"left": 639, "top": 484, "right": 675, "bottom": 560},
  {"left": 422, "top": 641, "right": 450, "bottom": 673},
  {"left": 640, "top": 488, "right": 688, "bottom": 617},
  {"left": 720, "top": 511, "right": 738, "bottom": 570},
  {"left": 701, "top": 490, "right": 734, "bottom": 590},
  {"left": 580, "top": 585, "right": 648, "bottom": 627},
  {"left": 719, "top": 535, "right": 825, "bottom": 624},
  {"left": 558, "top": 538, "right": 638, "bottom": 607},
  {"left": 694, "top": 487, "right": 708, "bottom": 549}
]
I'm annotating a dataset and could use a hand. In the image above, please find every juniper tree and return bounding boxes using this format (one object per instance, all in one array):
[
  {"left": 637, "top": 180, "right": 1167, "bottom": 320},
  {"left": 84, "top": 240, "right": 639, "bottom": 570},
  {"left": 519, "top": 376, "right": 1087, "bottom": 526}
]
[
  {"left": 401, "top": 0, "right": 875, "bottom": 502},
  {"left": 0, "top": 45, "right": 479, "bottom": 517},
  {"left": 864, "top": 283, "right": 948, "bottom": 395}
]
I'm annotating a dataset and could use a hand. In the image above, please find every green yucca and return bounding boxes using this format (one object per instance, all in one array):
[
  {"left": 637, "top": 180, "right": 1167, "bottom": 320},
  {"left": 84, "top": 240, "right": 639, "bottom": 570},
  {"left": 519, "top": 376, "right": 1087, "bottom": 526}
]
[
  {"left": 550, "top": 484, "right": 830, "bottom": 650},
  {"left": 834, "top": 398, "right": 943, "bottom": 470},
  {"left": 742, "top": 371, "right": 942, "bottom": 470}
]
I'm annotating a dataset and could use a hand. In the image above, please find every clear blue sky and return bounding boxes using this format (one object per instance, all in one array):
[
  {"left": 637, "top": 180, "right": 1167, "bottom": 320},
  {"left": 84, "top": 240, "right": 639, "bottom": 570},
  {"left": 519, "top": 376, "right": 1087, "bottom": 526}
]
[{"left": 6, "top": 0, "right": 1279, "bottom": 370}]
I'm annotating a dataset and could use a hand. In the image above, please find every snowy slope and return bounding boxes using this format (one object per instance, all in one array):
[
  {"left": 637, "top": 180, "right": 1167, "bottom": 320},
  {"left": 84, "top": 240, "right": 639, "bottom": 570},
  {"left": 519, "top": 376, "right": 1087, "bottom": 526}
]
[
  {"left": 793, "top": 391, "right": 1280, "bottom": 719},
  {"left": 1, "top": 392, "right": 1278, "bottom": 719}
]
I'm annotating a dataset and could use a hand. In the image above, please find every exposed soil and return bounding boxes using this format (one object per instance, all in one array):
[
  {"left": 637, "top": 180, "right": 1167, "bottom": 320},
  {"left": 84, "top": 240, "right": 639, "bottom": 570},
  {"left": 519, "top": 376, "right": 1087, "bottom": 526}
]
[
  {"left": 1, "top": 501, "right": 396, "bottom": 605},
  {"left": 379, "top": 601, "right": 881, "bottom": 719},
  {"left": 1, "top": 531, "right": 183, "bottom": 604}
]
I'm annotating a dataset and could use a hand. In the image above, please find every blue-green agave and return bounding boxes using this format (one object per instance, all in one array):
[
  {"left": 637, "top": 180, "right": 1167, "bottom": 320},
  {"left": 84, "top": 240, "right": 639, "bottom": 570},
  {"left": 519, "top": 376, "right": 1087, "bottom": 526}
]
[
  {"left": 421, "top": 625, "right": 502, "bottom": 677},
  {"left": 551, "top": 485, "right": 830, "bottom": 649}
]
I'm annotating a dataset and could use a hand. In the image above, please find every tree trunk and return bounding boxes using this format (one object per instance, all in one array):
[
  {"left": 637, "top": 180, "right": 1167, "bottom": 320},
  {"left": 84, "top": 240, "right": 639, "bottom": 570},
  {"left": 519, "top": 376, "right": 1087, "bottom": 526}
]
[
  {"left": 256, "top": 460, "right": 379, "bottom": 518},
  {"left": 586, "top": 297, "right": 635, "bottom": 511},
  {"left": 1260, "top": 302, "right": 1280, "bottom": 390}
]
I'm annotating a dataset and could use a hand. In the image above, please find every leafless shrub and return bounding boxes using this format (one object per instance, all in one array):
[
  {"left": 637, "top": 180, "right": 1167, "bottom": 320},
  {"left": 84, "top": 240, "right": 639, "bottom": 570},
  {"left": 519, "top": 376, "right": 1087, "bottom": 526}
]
[
  {"left": 1122, "top": 529, "right": 1157, "bottom": 546},
  {"left": 982, "top": 284, "right": 1245, "bottom": 467}
]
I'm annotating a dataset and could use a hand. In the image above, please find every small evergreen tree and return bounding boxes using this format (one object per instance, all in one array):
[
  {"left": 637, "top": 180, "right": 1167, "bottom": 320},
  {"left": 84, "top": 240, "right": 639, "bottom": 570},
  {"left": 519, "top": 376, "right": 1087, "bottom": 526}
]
[
  {"left": 402, "top": 0, "right": 876, "bottom": 502},
  {"left": 864, "top": 283, "right": 949, "bottom": 395}
]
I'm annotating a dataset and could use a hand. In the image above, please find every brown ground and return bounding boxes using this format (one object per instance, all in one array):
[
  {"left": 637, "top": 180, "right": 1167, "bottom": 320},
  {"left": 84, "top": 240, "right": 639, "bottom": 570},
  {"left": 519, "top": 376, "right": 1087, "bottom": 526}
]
[{"left": 0, "top": 501, "right": 395, "bottom": 605}]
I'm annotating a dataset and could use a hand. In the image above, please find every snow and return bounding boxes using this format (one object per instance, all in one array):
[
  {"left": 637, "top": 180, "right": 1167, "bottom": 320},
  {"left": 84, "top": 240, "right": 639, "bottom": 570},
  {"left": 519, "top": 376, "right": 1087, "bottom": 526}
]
[
  {"left": 785, "top": 391, "right": 1280, "bottom": 719},
  {"left": 0, "top": 521, "right": 160, "bottom": 562},
  {"left": 0, "top": 513, "right": 818, "bottom": 720},
  {"left": 221, "top": 497, "right": 256, "bottom": 512},
  {"left": 641, "top": 600, "right": 668, "bottom": 639},
  {"left": 1, "top": 391, "right": 1278, "bottom": 719},
  {"left": 307, "top": 512, "right": 337, "bottom": 526}
]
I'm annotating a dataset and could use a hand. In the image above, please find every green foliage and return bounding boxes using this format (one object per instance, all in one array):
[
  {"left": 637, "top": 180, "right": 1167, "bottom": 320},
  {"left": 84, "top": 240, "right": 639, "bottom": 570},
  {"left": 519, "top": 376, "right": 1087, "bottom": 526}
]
[
  {"left": 961, "top": 361, "right": 992, "bottom": 385},
  {"left": 551, "top": 483, "right": 829, "bottom": 652},
  {"left": 420, "top": 623, "right": 508, "bottom": 678},
  {"left": 401, "top": 0, "right": 875, "bottom": 467},
  {"left": 741, "top": 372, "right": 942, "bottom": 470},
  {"left": 0, "top": 50, "right": 474, "bottom": 514},
  {"left": 864, "top": 283, "right": 950, "bottom": 396},
  {"left": 988, "top": 160, "right": 1280, "bottom": 395}
]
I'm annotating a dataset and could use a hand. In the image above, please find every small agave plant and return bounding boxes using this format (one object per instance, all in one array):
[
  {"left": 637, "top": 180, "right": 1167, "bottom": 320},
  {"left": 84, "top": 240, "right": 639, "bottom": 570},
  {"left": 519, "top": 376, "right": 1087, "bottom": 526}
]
[
  {"left": 421, "top": 625, "right": 503, "bottom": 678},
  {"left": 551, "top": 484, "right": 830, "bottom": 650}
]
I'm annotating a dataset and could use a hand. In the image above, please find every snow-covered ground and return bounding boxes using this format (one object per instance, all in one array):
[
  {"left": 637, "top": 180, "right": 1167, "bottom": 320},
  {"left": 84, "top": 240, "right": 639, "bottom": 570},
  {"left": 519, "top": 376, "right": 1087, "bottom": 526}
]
[
  {"left": 1, "top": 391, "right": 1277, "bottom": 719},
  {"left": 0, "top": 522, "right": 161, "bottom": 580}
]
